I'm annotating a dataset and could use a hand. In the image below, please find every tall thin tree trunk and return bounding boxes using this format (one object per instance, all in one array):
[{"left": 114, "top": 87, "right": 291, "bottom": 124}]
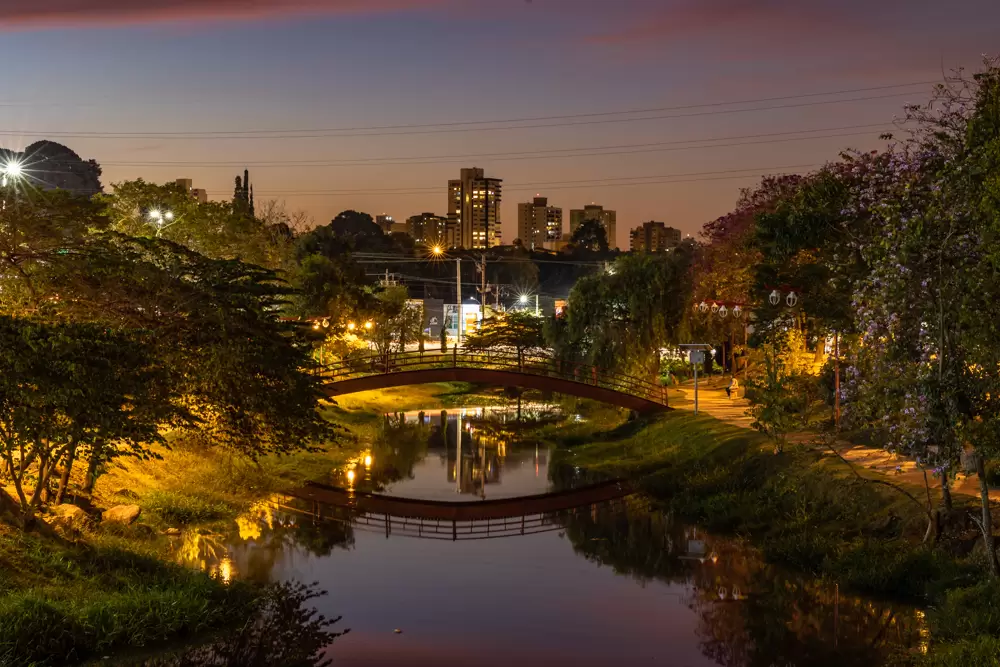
[
  {"left": 975, "top": 453, "right": 999, "bottom": 577},
  {"left": 941, "top": 472, "right": 954, "bottom": 512},
  {"left": 55, "top": 440, "right": 77, "bottom": 505},
  {"left": 83, "top": 442, "right": 104, "bottom": 495}
]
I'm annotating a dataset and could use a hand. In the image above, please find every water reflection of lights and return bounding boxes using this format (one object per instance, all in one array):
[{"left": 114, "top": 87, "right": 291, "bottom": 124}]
[
  {"left": 217, "top": 556, "right": 234, "bottom": 584},
  {"left": 347, "top": 469, "right": 356, "bottom": 484},
  {"left": 364, "top": 454, "right": 373, "bottom": 468},
  {"left": 915, "top": 610, "right": 930, "bottom": 654}
]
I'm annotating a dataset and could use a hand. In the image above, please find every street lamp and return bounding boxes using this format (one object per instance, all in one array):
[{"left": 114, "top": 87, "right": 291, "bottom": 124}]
[
  {"left": 2, "top": 160, "right": 23, "bottom": 187},
  {"left": 347, "top": 322, "right": 356, "bottom": 332},
  {"left": 364, "top": 321, "right": 373, "bottom": 331},
  {"left": 431, "top": 245, "right": 443, "bottom": 256},
  {"left": 148, "top": 208, "right": 179, "bottom": 237}
]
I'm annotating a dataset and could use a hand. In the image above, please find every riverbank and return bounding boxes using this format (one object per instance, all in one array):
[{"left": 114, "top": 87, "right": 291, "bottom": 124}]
[
  {"left": 0, "top": 382, "right": 483, "bottom": 666},
  {"left": 540, "top": 405, "right": 1000, "bottom": 666}
]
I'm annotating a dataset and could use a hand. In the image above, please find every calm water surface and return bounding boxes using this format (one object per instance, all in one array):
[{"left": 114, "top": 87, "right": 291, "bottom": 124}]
[{"left": 152, "top": 408, "right": 925, "bottom": 667}]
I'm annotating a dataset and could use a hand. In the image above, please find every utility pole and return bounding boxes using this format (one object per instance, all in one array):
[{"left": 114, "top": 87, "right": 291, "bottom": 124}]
[
  {"left": 535, "top": 294, "right": 539, "bottom": 316},
  {"left": 834, "top": 332, "right": 841, "bottom": 431},
  {"left": 455, "top": 258, "right": 462, "bottom": 344}
]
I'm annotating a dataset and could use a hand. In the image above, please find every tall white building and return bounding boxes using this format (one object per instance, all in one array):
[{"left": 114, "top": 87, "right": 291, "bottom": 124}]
[
  {"left": 448, "top": 167, "right": 502, "bottom": 249},
  {"left": 517, "top": 196, "right": 563, "bottom": 249}
]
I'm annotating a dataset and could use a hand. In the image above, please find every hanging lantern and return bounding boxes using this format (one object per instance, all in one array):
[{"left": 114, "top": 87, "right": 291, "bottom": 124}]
[
  {"left": 732, "top": 305, "right": 742, "bottom": 319},
  {"left": 711, "top": 302, "right": 720, "bottom": 314},
  {"left": 786, "top": 291, "right": 798, "bottom": 307},
  {"left": 699, "top": 301, "right": 709, "bottom": 313},
  {"left": 718, "top": 305, "right": 728, "bottom": 318},
  {"left": 769, "top": 289, "right": 781, "bottom": 306}
]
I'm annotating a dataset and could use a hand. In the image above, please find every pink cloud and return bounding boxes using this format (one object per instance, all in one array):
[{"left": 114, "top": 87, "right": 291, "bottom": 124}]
[{"left": 0, "top": 0, "right": 444, "bottom": 30}]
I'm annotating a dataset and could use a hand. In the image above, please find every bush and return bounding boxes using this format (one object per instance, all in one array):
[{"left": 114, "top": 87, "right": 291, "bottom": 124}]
[
  {"left": 142, "top": 491, "right": 236, "bottom": 525},
  {"left": 922, "top": 636, "right": 1000, "bottom": 667},
  {"left": 929, "top": 580, "right": 1000, "bottom": 642}
]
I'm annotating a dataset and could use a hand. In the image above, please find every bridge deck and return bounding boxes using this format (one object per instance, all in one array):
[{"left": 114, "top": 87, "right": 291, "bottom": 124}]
[
  {"left": 321, "top": 351, "right": 668, "bottom": 412},
  {"left": 285, "top": 479, "right": 634, "bottom": 521}
]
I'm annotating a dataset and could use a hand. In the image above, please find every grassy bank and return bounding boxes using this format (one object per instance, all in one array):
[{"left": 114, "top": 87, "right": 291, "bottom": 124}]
[
  {"left": 0, "top": 526, "right": 258, "bottom": 666},
  {"left": 0, "top": 382, "right": 480, "bottom": 666},
  {"left": 541, "top": 407, "right": 1000, "bottom": 666}
]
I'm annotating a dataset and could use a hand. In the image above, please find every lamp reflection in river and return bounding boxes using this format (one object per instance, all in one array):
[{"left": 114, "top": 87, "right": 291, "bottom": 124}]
[{"left": 364, "top": 454, "right": 373, "bottom": 468}]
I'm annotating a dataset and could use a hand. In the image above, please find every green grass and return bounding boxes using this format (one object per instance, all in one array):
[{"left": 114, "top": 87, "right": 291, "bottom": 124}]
[
  {"left": 0, "top": 528, "right": 257, "bottom": 667},
  {"left": 142, "top": 491, "right": 237, "bottom": 525}
]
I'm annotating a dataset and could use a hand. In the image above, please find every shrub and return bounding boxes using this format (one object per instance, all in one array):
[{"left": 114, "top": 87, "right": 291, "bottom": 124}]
[
  {"left": 929, "top": 580, "right": 1000, "bottom": 642},
  {"left": 922, "top": 636, "right": 1000, "bottom": 667}
]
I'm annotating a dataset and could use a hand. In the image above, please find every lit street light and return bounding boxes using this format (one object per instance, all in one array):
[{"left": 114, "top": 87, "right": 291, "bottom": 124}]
[
  {"left": 2, "top": 159, "right": 24, "bottom": 187},
  {"left": 147, "top": 208, "right": 180, "bottom": 237}
]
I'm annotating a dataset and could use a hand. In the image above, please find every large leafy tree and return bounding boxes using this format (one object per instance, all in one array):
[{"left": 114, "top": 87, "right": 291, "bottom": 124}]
[
  {"left": 554, "top": 245, "right": 696, "bottom": 378},
  {"left": 686, "top": 176, "right": 803, "bottom": 369},
  {"left": 101, "top": 179, "right": 293, "bottom": 269},
  {"left": 844, "top": 61, "right": 1000, "bottom": 573},
  {"left": 0, "top": 319, "right": 179, "bottom": 526},
  {"left": 463, "top": 310, "right": 546, "bottom": 365},
  {"left": 0, "top": 189, "right": 335, "bottom": 509},
  {"left": 570, "top": 219, "right": 609, "bottom": 253}
]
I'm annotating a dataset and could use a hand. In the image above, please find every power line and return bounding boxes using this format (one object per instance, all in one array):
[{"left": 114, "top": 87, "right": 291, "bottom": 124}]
[
  {"left": 0, "top": 89, "right": 929, "bottom": 141},
  {"left": 101, "top": 123, "right": 895, "bottom": 168},
  {"left": 203, "top": 163, "right": 818, "bottom": 197}
]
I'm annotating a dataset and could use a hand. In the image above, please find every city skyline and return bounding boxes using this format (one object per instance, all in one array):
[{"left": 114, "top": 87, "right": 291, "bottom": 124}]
[{"left": 0, "top": 1, "right": 996, "bottom": 248}]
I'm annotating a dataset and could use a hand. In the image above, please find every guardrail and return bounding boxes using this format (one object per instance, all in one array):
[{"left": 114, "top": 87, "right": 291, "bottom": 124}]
[{"left": 320, "top": 349, "right": 667, "bottom": 407}]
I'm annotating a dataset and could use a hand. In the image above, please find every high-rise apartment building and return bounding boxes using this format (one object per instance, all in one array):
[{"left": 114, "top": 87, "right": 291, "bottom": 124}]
[
  {"left": 516, "top": 196, "right": 563, "bottom": 249},
  {"left": 569, "top": 204, "right": 617, "bottom": 250},
  {"left": 406, "top": 212, "right": 450, "bottom": 246},
  {"left": 629, "top": 221, "right": 682, "bottom": 252},
  {"left": 375, "top": 215, "right": 395, "bottom": 234},
  {"left": 448, "top": 167, "right": 502, "bottom": 249}
]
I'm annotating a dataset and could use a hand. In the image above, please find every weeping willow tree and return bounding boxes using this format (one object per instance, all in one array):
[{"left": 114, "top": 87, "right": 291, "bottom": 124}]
[{"left": 550, "top": 243, "right": 696, "bottom": 378}]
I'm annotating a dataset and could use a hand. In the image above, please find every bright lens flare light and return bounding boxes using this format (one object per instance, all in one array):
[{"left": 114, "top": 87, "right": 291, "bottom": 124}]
[
  {"left": 519, "top": 294, "right": 529, "bottom": 304},
  {"left": 2, "top": 160, "right": 23, "bottom": 179},
  {"left": 431, "top": 246, "right": 443, "bottom": 256}
]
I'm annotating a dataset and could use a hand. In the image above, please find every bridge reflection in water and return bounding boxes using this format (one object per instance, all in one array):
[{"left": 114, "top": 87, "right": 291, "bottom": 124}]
[{"left": 278, "top": 480, "right": 634, "bottom": 541}]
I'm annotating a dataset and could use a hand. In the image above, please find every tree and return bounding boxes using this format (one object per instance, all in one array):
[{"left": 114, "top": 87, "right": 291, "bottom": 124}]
[
  {"left": 570, "top": 219, "right": 609, "bottom": 253},
  {"left": 329, "top": 210, "right": 383, "bottom": 240},
  {"left": 463, "top": 311, "right": 546, "bottom": 366},
  {"left": 554, "top": 246, "right": 696, "bottom": 378},
  {"left": 101, "top": 179, "right": 293, "bottom": 269},
  {"left": 362, "top": 286, "right": 423, "bottom": 363},
  {"left": 0, "top": 319, "right": 179, "bottom": 526}
]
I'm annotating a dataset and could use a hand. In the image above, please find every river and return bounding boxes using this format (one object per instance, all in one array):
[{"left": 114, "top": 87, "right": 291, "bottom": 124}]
[{"left": 131, "top": 407, "right": 927, "bottom": 666}]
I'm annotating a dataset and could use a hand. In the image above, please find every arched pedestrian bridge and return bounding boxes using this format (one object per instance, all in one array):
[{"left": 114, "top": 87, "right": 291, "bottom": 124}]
[
  {"left": 279, "top": 479, "right": 634, "bottom": 541},
  {"left": 321, "top": 351, "right": 668, "bottom": 413}
]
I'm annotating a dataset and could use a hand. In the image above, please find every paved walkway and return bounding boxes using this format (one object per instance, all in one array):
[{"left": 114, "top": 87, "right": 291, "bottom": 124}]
[{"left": 672, "top": 378, "right": 999, "bottom": 503}]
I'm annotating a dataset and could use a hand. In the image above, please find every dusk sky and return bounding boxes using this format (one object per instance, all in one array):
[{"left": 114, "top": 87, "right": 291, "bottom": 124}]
[{"left": 2, "top": 0, "right": 998, "bottom": 247}]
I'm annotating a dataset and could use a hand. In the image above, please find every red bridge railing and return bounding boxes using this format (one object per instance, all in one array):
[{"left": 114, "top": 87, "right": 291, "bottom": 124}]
[{"left": 320, "top": 349, "right": 668, "bottom": 407}]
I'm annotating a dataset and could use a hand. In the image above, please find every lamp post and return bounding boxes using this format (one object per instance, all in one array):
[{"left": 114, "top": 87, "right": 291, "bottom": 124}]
[
  {"left": 679, "top": 344, "right": 714, "bottom": 415},
  {"left": 1, "top": 160, "right": 23, "bottom": 188},
  {"left": 147, "top": 208, "right": 182, "bottom": 237},
  {"left": 432, "top": 246, "right": 462, "bottom": 346}
]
